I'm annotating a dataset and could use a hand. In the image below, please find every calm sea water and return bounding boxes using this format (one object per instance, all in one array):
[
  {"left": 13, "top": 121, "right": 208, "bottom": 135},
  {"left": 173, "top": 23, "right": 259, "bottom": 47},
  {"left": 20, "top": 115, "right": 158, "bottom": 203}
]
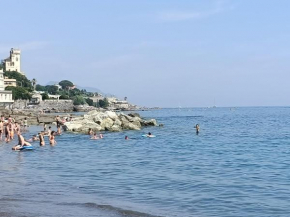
[{"left": 1, "top": 107, "right": 290, "bottom": 217}]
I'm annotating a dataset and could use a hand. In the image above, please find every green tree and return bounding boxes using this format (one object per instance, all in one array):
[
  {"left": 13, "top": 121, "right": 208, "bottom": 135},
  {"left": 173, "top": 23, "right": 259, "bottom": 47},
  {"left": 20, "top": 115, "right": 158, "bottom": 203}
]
[
  {"left": 45, "top": 85, "right": 58, "bottom": 94},
  {"left": 41, "top": 93, "right": 49, "bottom": 100},
  {"left": 3, "top": 71, "right": 33, "bottom": 91},
  {"left": 59, "top": 80, "right": 74, "bottom": 89},
  {"left": 69, "top": 88, "right": 81, "bottom": 97},
  {"left": 85, "top": 98, "right": 94, "bottom": 106},
  {"left": 35, "top": 84, "right": 46, "bottom": 91},
  {"left": 73, "top": 95, "right": 86, "bottom": 105},
  {"left": 5, "top": 86, "right": 32, "bottom": 100},
  {"left": 98, "top": 98, "right": 109, "bottom": 108},
  {"left": 59, "top": 94, "right": 69, "bottom": 99}
]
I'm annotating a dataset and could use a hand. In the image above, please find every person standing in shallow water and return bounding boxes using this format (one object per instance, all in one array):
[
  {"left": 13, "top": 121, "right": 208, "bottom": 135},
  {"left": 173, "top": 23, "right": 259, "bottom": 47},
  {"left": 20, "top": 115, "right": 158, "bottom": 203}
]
[
  {"left": 39, "top": 132, "right": 45, "bottom": 146},
  {"left": 50, "top": 131, "right": 57, "bottom": 146},
  {"left": 195, "top": 124, "right": 200, "bottom": 134}
]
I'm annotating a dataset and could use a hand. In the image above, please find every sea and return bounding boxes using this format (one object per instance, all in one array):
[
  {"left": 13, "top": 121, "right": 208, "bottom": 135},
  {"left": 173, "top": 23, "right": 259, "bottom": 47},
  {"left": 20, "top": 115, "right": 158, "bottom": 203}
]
[{"left": 1, "top": 107, "right": 290, "bottom": 217}]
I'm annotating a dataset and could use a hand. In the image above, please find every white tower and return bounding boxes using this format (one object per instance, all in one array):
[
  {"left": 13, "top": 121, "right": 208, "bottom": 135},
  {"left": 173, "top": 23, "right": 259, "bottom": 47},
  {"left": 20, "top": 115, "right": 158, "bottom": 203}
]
[{"left": 4, "top": 48, "right": 24, "bottom": 74}]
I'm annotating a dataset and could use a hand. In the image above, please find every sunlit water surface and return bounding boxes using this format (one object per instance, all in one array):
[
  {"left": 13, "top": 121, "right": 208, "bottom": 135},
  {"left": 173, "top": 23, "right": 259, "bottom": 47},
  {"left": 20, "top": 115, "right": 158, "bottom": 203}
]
[{"left": 1, "top": 107, "right": 290, "bottom": 217}]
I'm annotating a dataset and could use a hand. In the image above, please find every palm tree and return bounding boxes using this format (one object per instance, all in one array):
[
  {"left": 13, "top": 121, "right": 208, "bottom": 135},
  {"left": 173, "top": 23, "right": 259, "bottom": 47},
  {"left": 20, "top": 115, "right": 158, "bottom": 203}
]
[{"left": 31, "top": 78, "right": 37, "bottom": 91}]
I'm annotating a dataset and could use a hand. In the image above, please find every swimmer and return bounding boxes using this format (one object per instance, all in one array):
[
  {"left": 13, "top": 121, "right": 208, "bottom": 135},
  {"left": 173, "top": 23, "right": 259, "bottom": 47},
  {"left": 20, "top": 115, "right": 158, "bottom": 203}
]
[
  {"left": 9, "top": 123, "right": 15, "bottom": 140},
  {"left": 12, "top": 130, "right": 32, "bottom": 150},
  {"left": 27, "top": 134, "right": 39, "bottom": 142},
  {"left": 0, "top": 120, "right": 3, "bottom": 141},
  {"left": 146, "top": 132, "right": 154, "bottom": 138},
  {"left": 46, "top": 126, "right": 51, "bottom": 136},
  {"left": 39, "top": 132, "right": 45, "bottom": 146},
  {"left": 50, "top": 131, "right": 57, "bottom": 145},
  {"left": 125, "top": 136, "right": 129, "bottom": 140},
  {"left": 43, "top": 123, "right": 47, "bottom": 131},
  {"left": 99, "top": 134, "right": 103, "bottom": 139},
  {"left": 5, "top": 124, "right": 10, "bottom": 143},
  {"left": 56, "top": 116, "right": 62, "bottom": 135},
  {"left": 194, "top": 124, "right": 200, "bottom": 134},
  {"left": 88, "top": 128, "right": 93, "bottom": 136},
  {"left": 91, "top": 133, "right": 99, "bottom": 140}
]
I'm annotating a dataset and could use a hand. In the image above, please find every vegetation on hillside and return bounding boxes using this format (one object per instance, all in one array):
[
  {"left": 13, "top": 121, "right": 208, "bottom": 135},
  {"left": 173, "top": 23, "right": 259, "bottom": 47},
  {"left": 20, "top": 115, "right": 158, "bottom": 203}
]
[
  {"left": 1, "top": 68, "right": 109, "bottom": 107},
  {"left": 4, "top": 71, "right": 33, "bottom": 91},
  {"left": 5, "top": 86, "right": 32, "bottom": 100}
]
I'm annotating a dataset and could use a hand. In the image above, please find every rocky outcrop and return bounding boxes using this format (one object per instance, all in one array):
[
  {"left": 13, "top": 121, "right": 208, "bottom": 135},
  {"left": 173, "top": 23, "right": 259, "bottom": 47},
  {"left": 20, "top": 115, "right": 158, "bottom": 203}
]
[{"left": 63, "top": 111, "right": 157, "bottom": 133}]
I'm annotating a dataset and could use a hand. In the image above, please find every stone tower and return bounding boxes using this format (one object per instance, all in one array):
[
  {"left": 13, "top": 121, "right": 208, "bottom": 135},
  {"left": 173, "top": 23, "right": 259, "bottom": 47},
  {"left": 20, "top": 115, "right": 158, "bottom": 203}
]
[{"left": 4, "top": 48, "right": 24, "bottom": 74}]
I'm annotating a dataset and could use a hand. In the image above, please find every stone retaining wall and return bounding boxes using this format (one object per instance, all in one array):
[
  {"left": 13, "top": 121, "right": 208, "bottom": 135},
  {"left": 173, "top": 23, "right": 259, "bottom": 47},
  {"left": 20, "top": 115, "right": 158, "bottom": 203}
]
[{"left": 11, "top": 100, "right": 74, "bottom": 112}]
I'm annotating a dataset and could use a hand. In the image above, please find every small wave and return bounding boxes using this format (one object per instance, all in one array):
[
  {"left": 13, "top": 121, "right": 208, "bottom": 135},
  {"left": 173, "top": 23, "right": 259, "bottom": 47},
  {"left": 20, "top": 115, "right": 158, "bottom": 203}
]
[
  {"left": 57, "top": 202, "right": 164, "bottom": 217},
  {"left": 0, "top": 198, "right": 23, "bottom": 202}
]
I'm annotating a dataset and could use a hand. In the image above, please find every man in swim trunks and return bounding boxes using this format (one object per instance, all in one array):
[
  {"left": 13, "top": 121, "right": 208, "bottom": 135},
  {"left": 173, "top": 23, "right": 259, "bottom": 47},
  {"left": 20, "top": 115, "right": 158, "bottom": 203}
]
[
  {"left": 12, "top": 130, "right": 32, "bottom": 150},
  {"left": 39, "top": 132, "right": 45, "bottom": 146}
]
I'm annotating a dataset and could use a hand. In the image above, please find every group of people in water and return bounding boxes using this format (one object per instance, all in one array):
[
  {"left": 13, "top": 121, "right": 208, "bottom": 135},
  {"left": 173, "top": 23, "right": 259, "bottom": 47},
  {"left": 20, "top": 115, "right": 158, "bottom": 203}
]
[
  {"left": 88, "top": 128, "right": 104, "bottom": 140},
  {"left": 0, "top": 115, "right": 62, "bottom": 150},
  {"left": 1, "top": 113, "right": 198, "bottom": 151}
]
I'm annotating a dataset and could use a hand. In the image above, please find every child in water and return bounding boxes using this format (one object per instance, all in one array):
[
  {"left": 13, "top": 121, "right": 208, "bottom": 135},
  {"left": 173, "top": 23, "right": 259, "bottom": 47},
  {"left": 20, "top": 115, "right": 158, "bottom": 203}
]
[{"left": 91, "top": 133, "right": 99, "bottom": 140}]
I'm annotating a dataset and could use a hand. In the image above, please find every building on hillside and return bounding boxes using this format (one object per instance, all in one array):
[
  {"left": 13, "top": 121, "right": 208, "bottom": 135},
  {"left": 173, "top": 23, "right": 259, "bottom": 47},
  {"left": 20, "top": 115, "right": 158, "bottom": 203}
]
[
  {"left": 4, "top": 77, "right": 17, "bottom": 88},
  {"left": 114, "top": 100, "right": 129, "bottom": 109},
  {"left": 54, "top": 84, "right": 62, "bottom": 90},
  {"left": 31, "top": 93, "right": 42, "bottom": 104},
  {"left": 90, "top": 95, "right": 104, "bottom": 104},
  {"left": 68, "top": 85, "right": 76, "bottom": 90},
  {"left": 48, "top": 94, "right": 60, "bottom": 100},
  {"left": 2, "top": 48, "right": 24, "bottom": 75},
  {"left": 0, "top": 69, "right": 14, "bottom": 105}
]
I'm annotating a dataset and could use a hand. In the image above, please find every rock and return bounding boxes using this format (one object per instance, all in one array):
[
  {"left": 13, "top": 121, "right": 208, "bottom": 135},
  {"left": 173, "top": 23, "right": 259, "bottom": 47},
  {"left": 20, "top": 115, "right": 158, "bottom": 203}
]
[
  {"left": 105, "top": 111, "right": 118, "bottom": 121},
  {"left": 114, "top": 119, "right": 122, "bottom": 126},
  {"left": 100, "top": 118, "right": 114, "bottom": 130},
  {"left": 128, "top": 113, "right": 141, "bottom": 118},
  {"left": 122, "top": 122, "right": 141, "bottom": 130},
  {"left": 119, "top": 113, "right": 133, "bottom": 121},
  {"left": 63, "top": 110, "right": 156, "bottom": 133},
  {"left": 38, "top": 116, "right": 55, "bottom": 124},
  {"left": 65, "top": 120, "right": 102, "bottom": 132},
  {"left": 141, "top": 119, "right": 158, "bottom": 126},
  {"left": 110, "top": 124, "right": 122, "bottom": 132}
]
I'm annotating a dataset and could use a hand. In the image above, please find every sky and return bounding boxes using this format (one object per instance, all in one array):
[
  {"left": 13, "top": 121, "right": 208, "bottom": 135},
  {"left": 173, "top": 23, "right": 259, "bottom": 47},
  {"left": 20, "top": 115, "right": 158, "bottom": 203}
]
[{"left": 0, "top": 0, "right": 290, "bottom": 107}]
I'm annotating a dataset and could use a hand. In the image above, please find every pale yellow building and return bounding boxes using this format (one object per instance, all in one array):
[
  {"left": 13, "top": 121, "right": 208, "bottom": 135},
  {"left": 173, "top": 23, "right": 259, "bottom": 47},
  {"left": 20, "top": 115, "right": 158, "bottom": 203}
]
[
  {"left": 4, "top": 77, "right": 17, "bottom": 88},
  {"left": 3, "top": 48, "right": 24, "bottom": 75},
  {"left": 0, "top": 69, "right": 14, "bottom": 104}
]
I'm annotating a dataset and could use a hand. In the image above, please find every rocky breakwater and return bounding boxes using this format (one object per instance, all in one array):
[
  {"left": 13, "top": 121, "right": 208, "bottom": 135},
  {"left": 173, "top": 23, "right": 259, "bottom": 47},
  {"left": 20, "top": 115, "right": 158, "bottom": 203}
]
[{"left": 63, "top": 110, "right": 158, "bottom": 133}]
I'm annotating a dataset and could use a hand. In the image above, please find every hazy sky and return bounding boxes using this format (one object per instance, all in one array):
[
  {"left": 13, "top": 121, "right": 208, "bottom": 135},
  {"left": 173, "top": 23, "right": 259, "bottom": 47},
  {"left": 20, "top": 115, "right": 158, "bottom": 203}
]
[{"left": 1, "top": 0, "right": 289, "bottom": 107}]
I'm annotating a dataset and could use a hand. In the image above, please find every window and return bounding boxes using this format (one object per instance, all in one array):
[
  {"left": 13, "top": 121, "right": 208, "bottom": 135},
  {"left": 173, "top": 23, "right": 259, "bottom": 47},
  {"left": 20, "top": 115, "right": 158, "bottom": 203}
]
[{"left": 16, "top": 57, "right": 18, "bottom": 61}]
